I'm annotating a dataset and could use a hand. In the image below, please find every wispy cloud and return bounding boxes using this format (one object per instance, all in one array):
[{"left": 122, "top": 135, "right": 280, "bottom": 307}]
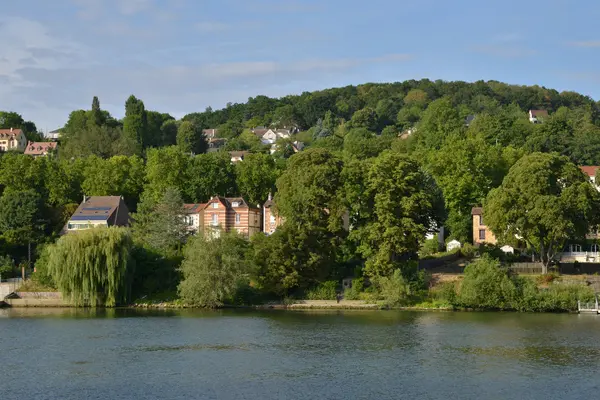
[
  {"left": 567, "top": 40, "right": 600, "bottom": 48},
  {"left": 194, "top": 21, "right": 232, "bottom": 33}
]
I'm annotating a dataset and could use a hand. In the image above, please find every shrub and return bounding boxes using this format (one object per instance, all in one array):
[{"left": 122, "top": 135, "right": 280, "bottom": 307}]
[
  {"left": 306, "top": 281, "right": 338, "bottom": 300},
  {"left": 460, "top": 243, "right": 476, "bottom": 259},
  {"left": 343, "top": 278, "right": 364, "bottom": 300},
  {"left": 0, "top": 255, "right": 15, "bottom": 279},
  {"left": 432, "top": 281, "right": 458, "bottom": 304},
  {"left": 31, "top": 246, "right": 55, "bottom": 288},
  {"left": 456, "top": 255, "right": 516, "bottom": 310},
  {"left": 536, "top": 272, "right": 560, "bottom": 285},
  {"left": 373, "top": 270, "right": 412, "bottom": 306},
  {"left": 420, "top": 238, "right": 441, "bottom": 257}
]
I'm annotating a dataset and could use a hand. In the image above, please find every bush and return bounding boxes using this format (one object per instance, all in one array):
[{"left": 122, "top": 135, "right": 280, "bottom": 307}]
[
  {"left": 420, "top": 238, "right": 441, "bottom": 257},
  {"left": 343, "top": 278, "right": 364, "bottom": 300},
  {"left": 456, "top": 255, "right": 516, "bottom": 310},
  {"left": 31, "top": 246, "right": 55, "bottom": 288},
  {"left": 306, "top": 281, "right": 338, "bottom": 300},
  {"left": 432, "top": 281, "right": 458, "bottom": 304},
  {"left": 460, "top": 243, "right": 476, "bottom": 259},
  {"left": 0, "top": 255, "right": 15, "bottom": 279},
  {"left": 536, "top": 272, "right": 560, "bottom": 285},
  {"left": 373, "top": 270, "right": 412, "bottom": 306}
]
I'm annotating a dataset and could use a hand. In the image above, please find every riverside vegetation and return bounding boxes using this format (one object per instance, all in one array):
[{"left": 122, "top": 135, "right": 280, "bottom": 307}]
[{"left": 3, "top": 79, "right": 600, "bottom": 310}]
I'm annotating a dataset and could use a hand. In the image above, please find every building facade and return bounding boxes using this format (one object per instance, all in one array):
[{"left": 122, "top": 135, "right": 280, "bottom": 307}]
[
  {"left": 24, "top": 141, "right": 58, "bottom": 157},
  {"left": 64, "top": 196, "right": 130, "bottom": 234},
  {"left": 263, "top": 193, "right": 284, "bottom": 234},
  {"left": 471, "top": 207, "right": 497, "bottom": 245},
  {"left": 190, "top": 196, "right": 262, "bottom": 238},
  {"left": 0, "top": 128, "right": 27, "bottom": 152}
]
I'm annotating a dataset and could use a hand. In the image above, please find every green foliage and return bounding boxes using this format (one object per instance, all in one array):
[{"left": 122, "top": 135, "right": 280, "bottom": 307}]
[
  {"left": 373, "top": 269, "right": 413, "bottom": 306},
  {"left": 177, "top": 121, "right": 207, "bottom": 154},
  {"left": 485, "top": 152, "right": 600, "bottom": 272},
  {"left": 123, "top": 95, "right": 147, "bottom": 151},
  {"left": 457, "top": 255, "right": 516, "bottom": 309},
  {"left": 420, "top": 238, "right": 441, "bottom": 257},
  {"left": 178, "top": 232, "right": 250, "bottom": 307},
  {"left": 460, "top": 242, "right": 476, "bottom": 258},
  {"left": 306, "top": 281, "right": 338, "bottom": 300},
  {"left": 235, "top": 153, "right": 278, "bottom": 205},
  {"left": 45, "top": 228, "right": 134, "bottom": 307},
  {"left": 0, "top": 189, "right": 46, "bottom": 245},
  {"left": 31, "top": 245, "right": 55, "bottom": 288},
  {"left": 0, "top": 254, "right": 15, "bottom": 279}
]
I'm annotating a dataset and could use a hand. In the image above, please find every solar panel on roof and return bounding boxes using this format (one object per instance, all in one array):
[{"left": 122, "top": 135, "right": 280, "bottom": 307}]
[
  {"left": 70, "top": 215, "right": 110, "bottom": 221},
  {"left": 82, "top": 207, "right": 112, "bottom": 211}
]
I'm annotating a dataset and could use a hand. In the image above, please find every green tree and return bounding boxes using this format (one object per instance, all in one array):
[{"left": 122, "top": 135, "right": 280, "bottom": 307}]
[
  {"left": 235, "top": 153, "right": 278, "bottom": 205},
  {"left": 144, "top": 146, "right": 191, "bottom": 202},
  {"left": 275, "top": 148, "right": 344, "bottom": 231},
  {"left": 415, "top": 97, "right": 463, "bottom": 150},
  {"left": 146, "top": 111, "right": 174, "bottom": 148},
  {"left": 176, "top": 120, "right": 207, "bottom": 154},
  {"left": 349, "top": 107, "right": 378, "bottom": 131},
  {"left": 355, "top": 151, "right": 445, "bottom": 277},
  {"left": 0, "top": 190, "right": 46, "bottom": 246},
  {"left": 178, "top": 232, "right": 250, "bottom": 307},
  {"left": 132, "top": 187, "right": 189, "bottom": 255},
  {"left": 88, "top": 96, "right": 105, "bottom": 128},
  {"left": 485, "top": 152, "right": 600, "bottom": 273},
  {"left": 81, "top": 155, "right": 145, "bottom": 208},
  {"left": 186, "top": 152, "right": 237, "bottom": 202},
  {"left": 343, "top": 128, "right": 389, "bottom": 160},
  {"left": 160, "top": 119, "right": 179, "bottom": 147},
  {"left": 0, "top": 111, "right": 25, "bottom": 129},
  {"left": 45, "top": 227, "right": 134, "bottom": 306},
  {"left": 123, "top": 95, "right": 147, "bottom": 151}
]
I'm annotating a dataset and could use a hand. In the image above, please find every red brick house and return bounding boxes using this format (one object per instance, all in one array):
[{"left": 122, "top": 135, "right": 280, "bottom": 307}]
[
  {"left": 471, "top": 207, "right": 497, "bottom": 245},
  {"left": 201, "top": 196, "right": 262, "bottom": 238}
]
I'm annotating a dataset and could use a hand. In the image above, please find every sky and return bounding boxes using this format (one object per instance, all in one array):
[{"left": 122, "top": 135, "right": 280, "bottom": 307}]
[{"left": 1, "top": 0, "right": 600, "bottom": 131}]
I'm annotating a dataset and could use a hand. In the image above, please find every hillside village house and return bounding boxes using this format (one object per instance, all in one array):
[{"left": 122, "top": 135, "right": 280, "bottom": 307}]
[
  {"left": 252, "top": 126, "right": 298, "bottom": 145},
  {"left": 63, "top": 196, "right": 130, "bottom": 234},
  {"left": 263, "top": 193, "right": 284, "bottom": 235},
  {"left": 24, "top": 141, "right": 57, "bottom": 157},
  {"left": 528, "top": 109, "right": 548, "bottom": 124},
  {"left": 202, "top": 129, "right": 218, "bottom": 139},
  {"left": 0, "top": 128, "right": 27, "bottom": 152},
  {"left": 230, "top": 151, "right": 249, "bottom": 163},
  {"left": 47, "top": 129, "right": 61, "bottom": 141},
  {"left": 269, "top": 141, "right": 305, "bottom": 155},
  {"left": 207, "top": 138, "right": 226, "bottom": 152},
  {"left": 185, "top": 196, "right": 261, "bottom": 238},
  {"left": 471, "top": 207, "right": 497, "bottom": 245}
]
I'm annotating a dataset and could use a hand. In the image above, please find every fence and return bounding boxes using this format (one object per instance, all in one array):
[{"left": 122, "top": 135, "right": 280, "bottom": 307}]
[
  {"left": 506, "top": 262, "right": 600, "bottom": 275},
  {"left": 508, "top": 263, "right": 544, "bottom": 274}
]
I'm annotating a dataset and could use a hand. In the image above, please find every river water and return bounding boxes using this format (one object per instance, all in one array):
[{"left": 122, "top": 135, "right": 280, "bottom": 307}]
[{"left": 1, "top": 308, "right": 600, "bottom": 399}]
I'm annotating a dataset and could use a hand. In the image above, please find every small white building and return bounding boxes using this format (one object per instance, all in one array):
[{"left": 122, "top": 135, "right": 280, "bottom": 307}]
[
  {"left": 500, "top": 245, "right": 515, "bottom": 254},
  {"left": 447, "top": 240, "right": 461, "bottom": 252}
]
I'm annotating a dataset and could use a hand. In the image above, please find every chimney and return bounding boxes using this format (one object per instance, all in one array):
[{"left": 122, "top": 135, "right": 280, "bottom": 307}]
[
  {"left": 83, "top": 195, "right": 87, "bottom": 203},
  {"left": 268, "top": 192, "right": 272, "bottom": 201},
  {"left": 10, "top": 127, "right": 13, "bottom": 132}
]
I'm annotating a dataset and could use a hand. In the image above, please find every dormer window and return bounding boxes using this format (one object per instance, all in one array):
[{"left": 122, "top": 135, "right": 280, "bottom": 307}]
[
  {"left": 212, "top": 202, "right": 218, "bottom": 209},
  {"left": 232, "top": 201, "right": 240, "bottom": 207}
]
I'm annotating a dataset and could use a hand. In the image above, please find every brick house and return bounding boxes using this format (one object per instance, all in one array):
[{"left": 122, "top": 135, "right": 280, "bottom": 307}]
[
  {"left": 202, "top": 196, "right": 262, "bottom": 238},
  {"left": 0, "top": 128, "right": 27, "bottom": 152},
  {"left": 471, "top": 207, "right": 497, "bottom": 245},
  {"left": 263, "top": 193, "right": 284, "bottom": 234},
  {"left": 24, "top": 141, "right": 58, "bottom": 157}
]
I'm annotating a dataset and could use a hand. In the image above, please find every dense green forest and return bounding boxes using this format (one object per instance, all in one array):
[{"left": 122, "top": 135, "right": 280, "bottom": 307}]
[{"left": 2, "top": 78, "right": 600, "bottom": 307}]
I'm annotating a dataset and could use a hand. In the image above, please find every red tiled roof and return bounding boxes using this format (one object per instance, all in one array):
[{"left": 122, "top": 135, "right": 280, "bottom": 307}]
[
  {"left": 183, "top": 203, "right": 207, "bottom": 214},
  {"left": 0, "top": 128, "right": 23, "bottom": 139},
  {"left": 580, "top": 166, "right": 599, "bottom": 177},
  {"left": 530, "top": 109, "right": 548, "bottom": 118},
  {"left": 24, "top": 141, "right": 57, "bottom": 155}
]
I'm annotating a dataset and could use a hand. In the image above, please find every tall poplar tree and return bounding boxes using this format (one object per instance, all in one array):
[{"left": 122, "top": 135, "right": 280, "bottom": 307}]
[{"left": 123, "top": 95, "right": 147, "bottom": 150}]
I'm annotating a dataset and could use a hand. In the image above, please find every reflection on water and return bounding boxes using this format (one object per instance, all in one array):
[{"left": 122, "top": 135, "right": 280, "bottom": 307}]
[{"left": 2, "top": 309, "right": 600, "bottom": 399}]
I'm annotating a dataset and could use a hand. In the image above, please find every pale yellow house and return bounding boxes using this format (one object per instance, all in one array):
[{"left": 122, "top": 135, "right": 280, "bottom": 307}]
[{"left": 0, "top": 128, "right": 27, "bottom": 152}]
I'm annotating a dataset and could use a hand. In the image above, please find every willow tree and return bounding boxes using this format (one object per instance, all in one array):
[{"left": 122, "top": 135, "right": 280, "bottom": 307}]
[{"left": 46, "top": 228, "right": 134, "bottom": 306}]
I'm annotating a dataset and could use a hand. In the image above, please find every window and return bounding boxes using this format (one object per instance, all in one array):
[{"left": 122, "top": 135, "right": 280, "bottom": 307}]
[
  {"left": 479, "top": 215, "right": 484, "bottom": 225},
  {"left": 212, "top": 214, "right": 218, "bottom": 226},
  {"left": 479, "top": 229, "right": 486, "bottom": 240},
  {"left": 270, "top": 214, "right": 276, "bottom": 223},
  {"left": 235, "top": 213, "right": 240, "bottom": 224},
  {"left": 232, "top": 201, "right": 240, "bottom": 207},
  {"left": 212, "top": 202, "right": 219, "bottom": 208}
]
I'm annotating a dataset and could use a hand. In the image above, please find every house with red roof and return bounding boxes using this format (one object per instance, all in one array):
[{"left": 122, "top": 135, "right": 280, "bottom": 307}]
[
  {"left": 0, "top": 128, "right": 27, "bottom": 152},
  {"left": 24, "top": 141, "right": 58, "bottom": 157},
  {"left": 529, "top": 109, "right": 549, "bottom": 124}
]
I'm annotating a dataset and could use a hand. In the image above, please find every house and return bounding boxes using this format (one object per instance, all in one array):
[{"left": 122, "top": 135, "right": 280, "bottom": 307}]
[
  {"left": 207, "top": 138, "right": 226, "bottom": 152},
  {"left": 46, "top": 129, "right": 62, "bottom": 141},
  {"left": 202, "top": 129, "right": 218, "bottom": 139},
  {"left": 0, "top": 128, "right": 27, "bottom": 152},
  {"left": 63, "top": 196, "right": 129, "bottom": 234},
  {"left": 183, "top": 203, "right": 206, "bottom": 233},
  {"left": 269, "top": 140, "right": 305, "bottom": 155},
  {"left": 399, "top": 127, "right": 415, "bottom": 140},
  {"left": 230, "top": 151, "right": 249, "bottom": 163},
  {"left": 255, "top": 127, "right": 294, "bottom": 145},
  {"left": 263, "top": 193, "right": 284, "bottom": 234},
  {"left": 529, "top": 109, "right": 548, "bottom": 124},
  {"left": 580, "top": 166, "right": 600, "bottom": 189},
  {"left": 24, "top": 141, "right": 57, "bottom": 157},
  {"left": 471, "top": 207, "right": 497, "bottom": 245},
  {"left": 204, "top": 196, "right": 261, "bottom": 238}
]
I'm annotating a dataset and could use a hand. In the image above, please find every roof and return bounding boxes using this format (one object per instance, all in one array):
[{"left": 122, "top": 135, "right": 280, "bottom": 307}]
[
  {"left": 183, "top": 203, "right": 207, "bottom": 214},
  {"left": 471, "top": 207, "right": 483, "bottom": 216},
  {"left": 229, "top": 151, "right": 249, "bottom": 158},
  {"left": 530, "top": 109, "right": 549, "bottom": 118},
  {"left": 207, "top": 196, "right": 260, "bottom": 210},
  {"left": 69, "top": 196, "right": 128, "bottom": 223},
  {"left": 202, "top": 129, "right": 218, "bottom": 137},
  {"left": 580, "top": 166, "right": 599, "bottom": 178},
  {"left": 24, "top": 141, "right": 57, "bottom": 155},
  {"left": 252, "top": 128, "right": 269, "bottom": 137},
  {"left": 0, "top": 128, "right": 23, "bottom": 138}
]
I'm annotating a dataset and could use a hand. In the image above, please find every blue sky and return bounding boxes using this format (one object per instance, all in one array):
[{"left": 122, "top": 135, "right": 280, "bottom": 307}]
[{"left": 2, "top": 0, "right": 600, "bottom": 130}]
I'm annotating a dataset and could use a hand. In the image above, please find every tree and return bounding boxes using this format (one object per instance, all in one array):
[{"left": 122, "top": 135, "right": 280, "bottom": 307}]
[
  {"left": 45, "top": 228, "right": 134, "bottom": 306},
  {"left": 485, "top": 152, "right": 600, "bottom": 273},
  {"left": 343, "top": 128, "right": 389, "bottom": 160},
  {"left": 0, "top": 190, "right": 46, "bottom": 246},
  {"left": 178, "top": 232, "right": 250, "bottom": 307},
  {"left": 81, "top": 155, "right": 145, "bottom": 209},
  {"left": 89, "top": 96, "right": 105, "bottom": 128},
  {"left": 176, "top": 121, "right": 207, "bottom": 154},
  {"left": 415, "top": 97, "right": 463, "bottom": 150},
  {"left": 144, "top": 146, "right": 191, "bottom": 202},
  {"left": 354, "top": 151, "right": 445, "bottom": 277},
  {"left": 160, "top": 119, "right": 178, "bottom": 147},
  {"left": 275, "top": 148, "right": 344, "bottom": 231},
  {"left": 132, "top": 187, "right": 189, "bottom": 254},
  {"left": 123, "top": 95, "right": 147, "bottom": 151},
  {"left": 235, "top": 153, "right": 278, "bottom": 205},
  {"left": 146, "top": 111, "right": 174, "bottom": 148},
  {"left": 186, "top": 152, "right": 237, "bottom": 202},
  {"left": 349, "top": 107, "right": 378, "bottom": 131},
  {"left": 0, "top": 111, "right": 25, "bottom": 129}
]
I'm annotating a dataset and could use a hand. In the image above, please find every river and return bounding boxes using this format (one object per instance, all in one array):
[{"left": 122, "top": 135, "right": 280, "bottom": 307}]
[{"left": 1, "top": 308, "right": 600, "bottom": 399}]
